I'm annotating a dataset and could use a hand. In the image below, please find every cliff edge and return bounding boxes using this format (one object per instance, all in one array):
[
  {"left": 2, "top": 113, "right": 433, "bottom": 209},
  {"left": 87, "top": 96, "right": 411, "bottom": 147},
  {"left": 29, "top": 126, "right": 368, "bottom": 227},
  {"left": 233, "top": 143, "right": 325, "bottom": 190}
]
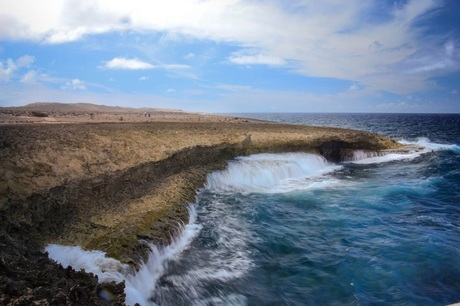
[{"left": 0, "top": 112, "right": 401, "bottom": 305}]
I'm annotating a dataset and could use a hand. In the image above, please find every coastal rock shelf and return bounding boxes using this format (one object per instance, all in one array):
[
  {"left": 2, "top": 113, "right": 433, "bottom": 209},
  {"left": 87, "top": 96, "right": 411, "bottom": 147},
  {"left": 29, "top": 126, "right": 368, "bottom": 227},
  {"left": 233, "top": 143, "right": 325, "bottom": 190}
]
[{"left": 0, "top": 118, "right": 400, "bottom": 304}]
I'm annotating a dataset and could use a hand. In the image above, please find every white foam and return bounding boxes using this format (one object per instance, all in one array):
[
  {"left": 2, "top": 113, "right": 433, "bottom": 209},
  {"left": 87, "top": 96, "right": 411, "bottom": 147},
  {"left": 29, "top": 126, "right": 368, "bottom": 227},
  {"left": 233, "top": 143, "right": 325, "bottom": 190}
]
[
  {"left": 125, "top": 207, "right": 202, "bottom": 305},
  {"left": 147, "top": 196, "right": 255, "bottom": 303},
  {"left": 345, "top": 150, "right": 383, "bottom": 162},
  {"left": 191, "top": 292, "right": 248, "bottom": 306},
  {"left": 350, "top": 138, "right": 459, "bottom": 165},
  {"left": 45, "top": 244, "right": 128, "bottom": 283},
  {"left": 350, "top": 151, "right": 424, "bottom": 164},
  {"left": 205, "top": 153, "right": 341, "bottom": 193},
  {"left": 400, "top": 137, "right": 460, "bottom": 153},
  {"left": 46, "top": 205, "right": 202, "bottom": 306}
]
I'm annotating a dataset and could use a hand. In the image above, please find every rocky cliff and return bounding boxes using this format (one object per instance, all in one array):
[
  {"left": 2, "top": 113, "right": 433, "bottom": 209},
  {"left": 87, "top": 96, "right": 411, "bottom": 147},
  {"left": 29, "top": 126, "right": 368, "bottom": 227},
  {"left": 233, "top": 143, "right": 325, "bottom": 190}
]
[{"left": 0, "top": 119, "right": 401, "bottom": 304}]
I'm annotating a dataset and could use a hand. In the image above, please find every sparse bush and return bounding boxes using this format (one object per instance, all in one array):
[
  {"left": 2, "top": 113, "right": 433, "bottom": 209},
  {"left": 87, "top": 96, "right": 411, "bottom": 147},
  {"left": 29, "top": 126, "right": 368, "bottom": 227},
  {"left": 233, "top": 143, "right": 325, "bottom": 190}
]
[{"left": 30, "top": 111, "right": 48, "bottom": 117}]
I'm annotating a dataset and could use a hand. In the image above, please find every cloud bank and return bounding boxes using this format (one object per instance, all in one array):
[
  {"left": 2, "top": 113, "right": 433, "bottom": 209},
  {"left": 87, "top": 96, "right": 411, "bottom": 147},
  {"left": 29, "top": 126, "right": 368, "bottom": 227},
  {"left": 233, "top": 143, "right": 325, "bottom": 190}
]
[
  {"left": 0, "top": 0, "right": 457, "bottom": 101},
  {"left": 0, "top": 0, "right": 452, "bottom": 93}
]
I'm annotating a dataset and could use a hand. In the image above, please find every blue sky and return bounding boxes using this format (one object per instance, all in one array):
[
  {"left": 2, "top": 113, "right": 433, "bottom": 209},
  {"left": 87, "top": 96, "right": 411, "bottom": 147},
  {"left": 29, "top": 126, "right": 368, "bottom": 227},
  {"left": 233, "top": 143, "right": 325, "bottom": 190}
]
[{"left": 0, "top": 0, "right": 459, "bottom": 113}]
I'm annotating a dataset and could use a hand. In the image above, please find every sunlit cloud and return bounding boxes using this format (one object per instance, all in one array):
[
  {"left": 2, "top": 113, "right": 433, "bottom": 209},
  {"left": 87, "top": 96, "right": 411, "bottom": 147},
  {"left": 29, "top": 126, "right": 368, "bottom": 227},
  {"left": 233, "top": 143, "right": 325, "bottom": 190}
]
[
  {"left": 1, "top": 1, "right": 446, "bottom": 85},
  {"left": 104, "top": 57, "right": 155, "bottom": 70},
  {"left": 62, "top": 79, "right": 87, "bottom": 91}
]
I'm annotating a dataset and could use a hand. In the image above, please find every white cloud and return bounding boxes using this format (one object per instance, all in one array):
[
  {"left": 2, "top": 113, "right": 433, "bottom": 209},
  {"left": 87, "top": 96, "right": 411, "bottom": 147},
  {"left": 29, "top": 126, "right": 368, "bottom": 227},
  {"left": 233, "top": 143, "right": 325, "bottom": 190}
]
[
  {"left": 401, "top": 39, "right": 458, "bottom": 74},
  {"left": 46, "top": 28, "right": 89, "bottom": 44},
  {"left": 1, "top": 55, "right": 36, "bottom": 82},
  {"left": 0, "top": 1, "right": 63, "bottom": 41},
  {"left": 62, "top": 78, "right": 87, "bottom": 90},
  {"left": 162, "top": 64, "right": 191, "bottom": 70},
  {"left": 21, "top": 70, "right": 37, "bottom": 84},
  {"left": 20, "top": 70, "right": 57, "bottom": 85},
  {"left": 2, "top": 77, "right": 459, "bottom": 113},
  {"left": 0, "top": 0, "right": 451, "bottom": 94},
  {"left": 139, "top": 76, "right": 148, "bottom": 81},
  {"left": 104, "top": 58, "right": 188, "bottom": 70},
  {"left": 105, "top": 57, "right": 155, "bottom": 70},
  {"left": 228, "top": 51, "right": 286, "bottom": 66},
  {"left": 16, "top": 55, "right": 35, "bottom": 68},
  {"left": 0, "top": 59, "right": 17, "bottom": 81}
]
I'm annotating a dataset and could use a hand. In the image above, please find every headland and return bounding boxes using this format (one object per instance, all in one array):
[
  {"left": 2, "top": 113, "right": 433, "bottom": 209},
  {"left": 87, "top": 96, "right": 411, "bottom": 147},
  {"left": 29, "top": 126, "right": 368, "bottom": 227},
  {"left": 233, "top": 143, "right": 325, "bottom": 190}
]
[{"left": 0, "top": 103, "right": 401, "bottom": 304}]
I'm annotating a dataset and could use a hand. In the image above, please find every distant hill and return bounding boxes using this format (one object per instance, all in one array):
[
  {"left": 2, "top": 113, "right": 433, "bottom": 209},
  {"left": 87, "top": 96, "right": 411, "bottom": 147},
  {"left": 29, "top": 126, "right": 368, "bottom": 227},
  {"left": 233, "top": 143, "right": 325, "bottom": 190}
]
[{"left": 1, "top": 102, "right": 183, "bottom": 113}]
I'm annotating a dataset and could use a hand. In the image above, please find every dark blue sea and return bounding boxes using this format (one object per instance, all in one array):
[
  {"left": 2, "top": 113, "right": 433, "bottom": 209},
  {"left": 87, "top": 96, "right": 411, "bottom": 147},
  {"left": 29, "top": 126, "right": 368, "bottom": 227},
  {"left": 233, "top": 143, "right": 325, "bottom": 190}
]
[{"left": 47, "top": 113, "right": 460, "bottom": 306}]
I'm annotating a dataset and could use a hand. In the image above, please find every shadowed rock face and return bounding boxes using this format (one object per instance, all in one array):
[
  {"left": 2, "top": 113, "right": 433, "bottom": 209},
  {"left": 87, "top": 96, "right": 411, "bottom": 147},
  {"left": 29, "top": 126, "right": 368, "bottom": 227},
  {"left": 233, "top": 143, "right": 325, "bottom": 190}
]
[
  {"left": 318, "top": 141, "right": 351, "bottom": 162},
  {"left": 0, "top": 232, "right": 126, "bottom": 305},
  {"left": 0, "top": 120, "right": 401, "bottom": 304}
]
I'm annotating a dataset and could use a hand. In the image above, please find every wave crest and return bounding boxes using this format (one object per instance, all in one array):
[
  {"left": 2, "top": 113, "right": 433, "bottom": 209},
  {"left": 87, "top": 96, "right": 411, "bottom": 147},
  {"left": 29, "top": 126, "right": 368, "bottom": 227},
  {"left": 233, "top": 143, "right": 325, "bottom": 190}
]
[{"left": 205, "top": 153, "right": 340, "bottom": 193}]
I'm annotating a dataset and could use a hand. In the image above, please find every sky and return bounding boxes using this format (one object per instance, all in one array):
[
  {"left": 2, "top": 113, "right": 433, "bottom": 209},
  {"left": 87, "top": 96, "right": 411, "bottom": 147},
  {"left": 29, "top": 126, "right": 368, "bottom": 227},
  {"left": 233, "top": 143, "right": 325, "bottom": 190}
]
[{"left": 0, "top": 0, "right": 459, "bottom": 113}]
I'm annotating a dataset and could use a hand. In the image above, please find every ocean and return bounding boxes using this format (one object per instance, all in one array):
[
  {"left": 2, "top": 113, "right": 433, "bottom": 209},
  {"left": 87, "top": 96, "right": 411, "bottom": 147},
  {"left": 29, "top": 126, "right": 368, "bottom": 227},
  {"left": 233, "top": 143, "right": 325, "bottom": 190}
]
[{"left": 47, "top": 113, "right": 460, "bottom": 306}]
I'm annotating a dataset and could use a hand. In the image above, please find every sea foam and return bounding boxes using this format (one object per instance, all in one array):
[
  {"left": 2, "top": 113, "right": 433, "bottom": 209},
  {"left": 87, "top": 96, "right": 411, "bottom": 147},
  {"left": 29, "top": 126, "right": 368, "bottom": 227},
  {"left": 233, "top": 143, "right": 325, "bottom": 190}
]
[
  {"left": 45, "top": 153, "right": 340, "bottom": 304},
  {"left": 400, "top": 137, "right": 460, "bottom": 153},
  {"left": 46, "top": 205, "right": 201, "bottom": 306},
  {"left": 350, "top": 138, "right": 460, "bottom": 165},
  {"left": 45, "top": 145, "right": 458, "bottom": 304},
  {"left": 205, "top": 152, "right": 341, "bottom": 193}
]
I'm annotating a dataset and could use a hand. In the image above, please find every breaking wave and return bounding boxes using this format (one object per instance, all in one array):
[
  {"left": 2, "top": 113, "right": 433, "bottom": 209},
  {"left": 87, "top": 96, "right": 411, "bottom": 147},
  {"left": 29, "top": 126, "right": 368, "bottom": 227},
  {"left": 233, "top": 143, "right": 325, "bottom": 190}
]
[
  {"left": 205, "top": 152, "right": 342, "bottom": 193},
  {"left": 45, "top": 140, "right": 460, "bottom": 305},
  {"left": 46, "top": 205, "right": 201, "bottom": 306}
]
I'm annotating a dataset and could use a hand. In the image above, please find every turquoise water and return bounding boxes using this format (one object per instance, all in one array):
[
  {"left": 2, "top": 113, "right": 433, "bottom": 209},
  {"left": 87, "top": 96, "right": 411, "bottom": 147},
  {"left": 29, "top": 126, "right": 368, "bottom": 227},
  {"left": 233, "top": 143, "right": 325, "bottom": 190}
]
[
  {"left": 151, "top": 114, "right": 460, "bottom": 305},
  {"left": 46, "top": 114, "right": 460, "bottom": 305}
]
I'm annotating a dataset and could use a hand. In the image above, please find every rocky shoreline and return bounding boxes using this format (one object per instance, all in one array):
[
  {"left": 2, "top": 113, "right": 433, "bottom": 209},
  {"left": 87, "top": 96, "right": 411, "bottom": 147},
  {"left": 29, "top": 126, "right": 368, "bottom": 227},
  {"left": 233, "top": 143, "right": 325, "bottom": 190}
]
[{"left": 0, "top": 109, "right": 401, "bottom": 305}]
